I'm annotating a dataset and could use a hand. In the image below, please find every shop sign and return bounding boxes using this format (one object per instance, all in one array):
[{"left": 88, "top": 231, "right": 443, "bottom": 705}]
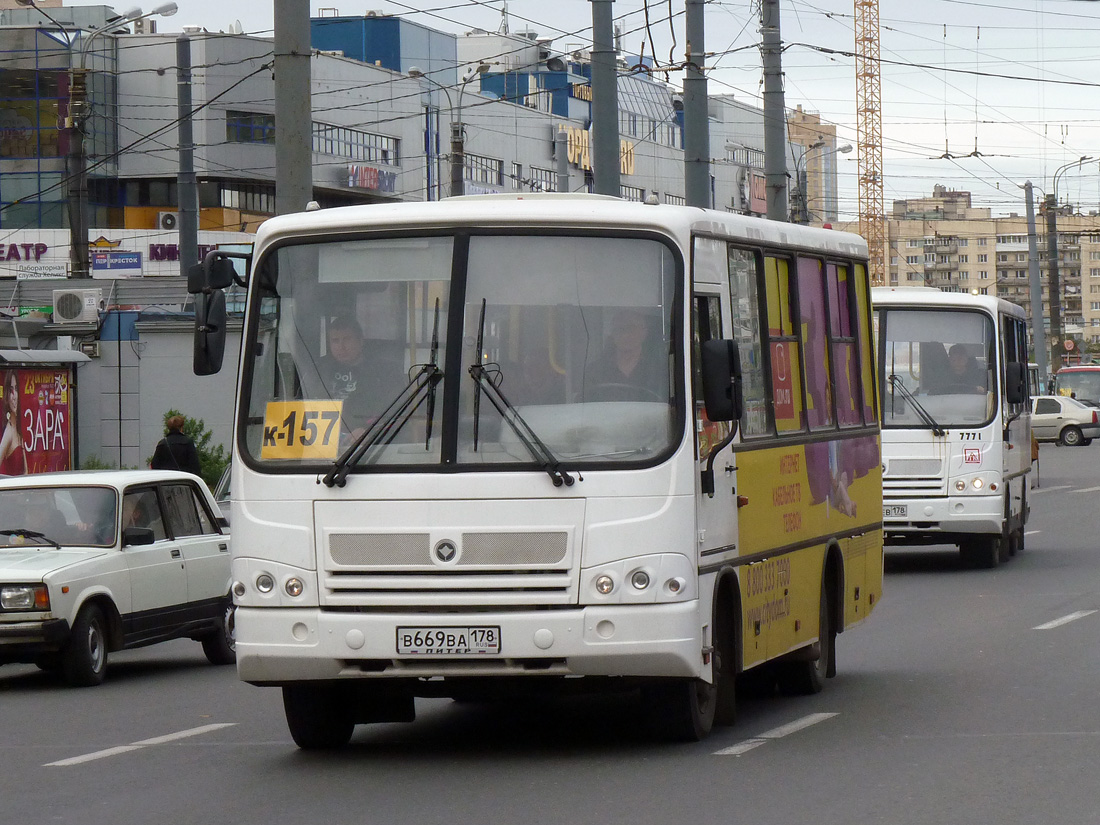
[{"left": 348, "top": 165, "right": 397, "bottom": 193}]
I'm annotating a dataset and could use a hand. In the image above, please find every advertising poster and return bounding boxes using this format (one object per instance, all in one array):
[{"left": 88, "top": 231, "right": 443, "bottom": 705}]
[{"left": 0, "top": 368, "right": 74, "bottom": 475}]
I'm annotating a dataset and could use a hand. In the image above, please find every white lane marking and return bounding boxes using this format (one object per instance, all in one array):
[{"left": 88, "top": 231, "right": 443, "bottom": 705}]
[
  {"left": 1024, "top": 530, "right": 1041, "bottom": 536},
  {"left": 714, "top": 712, "right": 838, "bottom": 756},
  {"left": 1073, "top": 485, "right": 1100, "bottom": 494},
  {"left": 1033, "top": 610, "right": 1098, "bottom": 631},
  {"left": 132, "top": 723, "right": 235, "bottom": 746},
  {"left": 45, "top": 745, "right": 144, "bottom": 767},
  {"left": 45, "top": 723, "right": 236, "bottom": 767},
  {"left": 1032, "top": 485, "right": 1070, "bottom": 494}
]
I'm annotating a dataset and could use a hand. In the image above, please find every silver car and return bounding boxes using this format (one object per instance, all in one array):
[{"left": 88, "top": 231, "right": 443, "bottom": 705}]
[{"left": 1032, "top": 395, "right": 1100, "bottom": 446}]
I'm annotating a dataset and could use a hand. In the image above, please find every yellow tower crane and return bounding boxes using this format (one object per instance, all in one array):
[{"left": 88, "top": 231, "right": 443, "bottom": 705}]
[{"left": 854, "top": 0, "right": 885, "bottom": 286}]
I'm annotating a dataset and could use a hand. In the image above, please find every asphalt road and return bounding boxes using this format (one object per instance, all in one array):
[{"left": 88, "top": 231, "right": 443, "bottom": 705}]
[{"left": 4, "top": 441, "right": 1099, "bottom": 825}]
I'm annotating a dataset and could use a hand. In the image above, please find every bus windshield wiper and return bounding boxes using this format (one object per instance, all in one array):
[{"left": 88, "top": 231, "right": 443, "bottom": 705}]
[
  {"left": 322, "top": 362, "right": 443, "bottom": 488},
  {"left": 469, "top": 363, "right": 575, "bottom": 487},
  {"left": 468, "top": 299, "right": 574, "bottom": 487},
  {"left": 888, "top": 375, "right": 946, "bottom": 436}
]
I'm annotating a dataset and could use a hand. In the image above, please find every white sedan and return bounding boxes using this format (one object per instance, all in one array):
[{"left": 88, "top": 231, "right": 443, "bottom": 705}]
[
  {"left": 1032, "top": 395, "right": 1100, "bottom": 446},
  {"left": 0, "top": 470, "right": 233, "bottom": 686}
]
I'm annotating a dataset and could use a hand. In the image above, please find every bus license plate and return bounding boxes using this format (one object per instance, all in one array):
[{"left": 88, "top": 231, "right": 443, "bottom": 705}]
[
  {"left": 396, "top": 626, "right": 501, "bottom": 655},
  {"left": 883, "top": 504, "right": 907, "bottom": 518}
]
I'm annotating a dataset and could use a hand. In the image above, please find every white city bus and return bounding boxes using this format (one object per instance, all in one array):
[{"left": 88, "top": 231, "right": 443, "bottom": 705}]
[
  {"left": 192, "top": 195, "right": 883, "bottom": 748},
  {"left": 873, "top": 287, "right": 1031, "bottom": 567}
]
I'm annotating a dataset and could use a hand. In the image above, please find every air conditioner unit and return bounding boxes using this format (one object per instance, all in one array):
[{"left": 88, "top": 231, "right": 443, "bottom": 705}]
[
  {"left": 157, "top": 211, "right": 179, "bottom": 230},
  {"left": 52, "top": 288, "right": 102, "bottom": 324}
]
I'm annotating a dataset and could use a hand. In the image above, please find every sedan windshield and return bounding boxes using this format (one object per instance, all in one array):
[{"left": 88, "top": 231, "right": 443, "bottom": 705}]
[
  {"left": 240, "top": 232, "right": 681, "bottom": 473},
  {"left": 0, "top": 486, "right": 117, "bottom": 547},
  {"left": 878, "top": 308, "right": 996, "bottom": 429}
]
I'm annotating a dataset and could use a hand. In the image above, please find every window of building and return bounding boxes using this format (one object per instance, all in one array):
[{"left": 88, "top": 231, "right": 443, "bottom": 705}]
[
  {"left": 226, "top": 111, "right": 275, "bottom": 144},
  {"left": 465, "top": 153, "right": 503, "bottom": 185},
  {"left": 529, "top": 166, "right": 555, "bottom": 192},
  {"left": 311, "top": 123, "right": 398, "bottom": 164}
]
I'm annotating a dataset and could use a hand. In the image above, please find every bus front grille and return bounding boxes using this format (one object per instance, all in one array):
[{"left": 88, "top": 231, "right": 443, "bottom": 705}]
[
  {"left": 883, "top": 477, "right": 946, "bottom": 497},
  {"left": 323, "top": 530, "right": 576, "bottom": 606}
]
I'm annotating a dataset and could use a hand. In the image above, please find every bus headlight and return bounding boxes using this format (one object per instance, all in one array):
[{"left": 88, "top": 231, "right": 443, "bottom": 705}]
[
  {"left": 972, "top": 477, "right": 984, "bottom": 490},
  {"left": 256, "top": 573, "right": 275, "bottom": 593},
  {"left": 955, "top": 480, "right": 966, "bottom": 492},
  {"left": 595, "top": 575, "right": 615, "bottom": 595},
  {"left": 630, "top": 570, "right": 651, "bottom": 590},
  {"left": 285, "top": 577, "right": 304, "bottom": 597}
]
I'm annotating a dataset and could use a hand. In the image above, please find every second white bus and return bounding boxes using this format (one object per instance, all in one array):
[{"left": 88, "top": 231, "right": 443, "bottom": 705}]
[{"left": 873, "top": 287, "right": 1031, "bottom": 567}]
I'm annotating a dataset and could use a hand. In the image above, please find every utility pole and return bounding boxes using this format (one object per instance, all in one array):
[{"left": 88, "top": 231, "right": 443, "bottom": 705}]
[
  {"left": 589, "top": 0, "right": 620, "bottom": 196},
  {"left": 760, "top": 0, "right": 788, "bottom": 221},
  {"left": 68, "top": 66, "right": 89, "bottom": 277},
  {"left": 274, "top": 0, "right": 313, "bottom": 214},
  {"left": 1024, "top": 181, "right": 1048, "bottom": 386},
  {"left": 177, "top": 33, "right": 199, "bottom": 276},
  {"left": 1043, "top": 193, "right": 1065, "bottom": 375},
  {"left": 683, "top": 0, "right": 709, "bottom": 208}
]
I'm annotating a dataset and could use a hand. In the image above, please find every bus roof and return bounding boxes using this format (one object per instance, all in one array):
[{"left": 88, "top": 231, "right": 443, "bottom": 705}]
[
  {"left": 871, "top": 285, "right": 1026, "bottom": 319},
  {"left": 254, "top": 194, "right": 868, "bottom": 259}
]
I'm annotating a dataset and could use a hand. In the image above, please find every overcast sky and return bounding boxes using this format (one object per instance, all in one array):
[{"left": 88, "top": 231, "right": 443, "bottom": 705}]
[{"left": 91, "top": 0, "right": 1100, "bottom": 219}]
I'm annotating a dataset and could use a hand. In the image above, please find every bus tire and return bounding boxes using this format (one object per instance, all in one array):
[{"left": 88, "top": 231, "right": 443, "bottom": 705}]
[
  {"left": 642, "top": 678, "right": 716, "bottom": 742},
  {"left": 282, "top": 684, "right": 356, "bottom": 750},
  {"left": 961, "top": 535, "right": 1001, "bottom": 569},
  {"left": 778, "top": 582, "right": 834, "bottom": 696},
  {"left": 712, "top": 592, "right": 738, "bottom": 727},
  {"left": 1060, "top": 425, "right": 1084, "bottom": 447}
]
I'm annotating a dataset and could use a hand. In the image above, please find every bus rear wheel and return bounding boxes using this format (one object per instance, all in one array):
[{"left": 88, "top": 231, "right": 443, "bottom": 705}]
[{"left": 778, "top": 583, "right": 834, "bottom": 696}]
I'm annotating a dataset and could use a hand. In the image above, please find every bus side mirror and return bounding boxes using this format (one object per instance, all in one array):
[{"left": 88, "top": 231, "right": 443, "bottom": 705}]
[
  {"left": 194, "top": 290, "right": 227, "bottom": 376},
  {"left": 1005, "top": 361, "right": 1026, "bottom": 405},
  {"left": 188, "top": 252, "right": 246, "bottom": 294},
  {"left": 701, "top": 339, "right": 743, "bottom": 422}
]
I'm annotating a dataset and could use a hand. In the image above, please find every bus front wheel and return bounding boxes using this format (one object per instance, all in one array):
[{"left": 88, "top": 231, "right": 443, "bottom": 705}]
[
  {"left": 282, "top": 684, "right": 356, "bottom": 749},
  {"left": 642, "top": 677, "right": 716, "bottom": 742},
  {"left": 961, "top": 535, "right": 1003, "bottom": 569}
]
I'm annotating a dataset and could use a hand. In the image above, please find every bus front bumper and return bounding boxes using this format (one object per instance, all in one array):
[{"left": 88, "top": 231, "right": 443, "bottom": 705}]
[
  {"left": 234, "top": 601, "right": 705, "bottom": 685},
  {"left": 883, "top": 494, "right": 1004, "bottom": 543}
]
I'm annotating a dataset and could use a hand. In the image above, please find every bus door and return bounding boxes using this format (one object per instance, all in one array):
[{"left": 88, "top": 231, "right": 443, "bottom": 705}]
[{"left": 692, "top": 238, "right": 739, "bottom": 566}]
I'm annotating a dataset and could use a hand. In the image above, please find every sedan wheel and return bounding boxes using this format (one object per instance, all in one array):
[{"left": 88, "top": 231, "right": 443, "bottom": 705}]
[{"left": 62, "top": 605, "right": 108, "bottom": 687}]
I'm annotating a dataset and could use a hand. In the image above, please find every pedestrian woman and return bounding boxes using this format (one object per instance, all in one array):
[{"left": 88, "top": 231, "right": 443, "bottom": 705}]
[
  {"left": 0, "top": 370, "right": 27, "bottom": 475},
  {"left": 151, "top": 414, "right": 202, "bottom": 476}
]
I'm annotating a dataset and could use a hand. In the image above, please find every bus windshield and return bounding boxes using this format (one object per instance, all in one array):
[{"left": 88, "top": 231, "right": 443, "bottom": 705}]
[
  {"left": 1054, "top": 368, "right": 1100, "bottom": 406},
  {"left": 878, "top": 308, "right": 996, "bottom": 429},
  {"left": 240, "top": 232, "right": 681, "bottom": 472}
]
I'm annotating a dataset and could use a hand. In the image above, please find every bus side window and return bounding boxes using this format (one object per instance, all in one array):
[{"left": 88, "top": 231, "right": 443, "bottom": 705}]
[
  {"left": 764, "top": 256, "right": 805, "bottom": 433},
  {"left": 728, "top": 246, "right": 768, "bottom": 437},
  {"left": 828, "top": 262, "right": 862, "bottom": 427},
  {"left": 797, "top": 256, "right": 834, "bottom": 430},
  {"left": 853, "top": 263, "right": 878, "bottom": 423}
]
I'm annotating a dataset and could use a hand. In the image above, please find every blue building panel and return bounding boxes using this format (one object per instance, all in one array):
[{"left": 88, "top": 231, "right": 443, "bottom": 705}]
[{"left": 309, "top": 16, "right": 456, "bottom": 83}]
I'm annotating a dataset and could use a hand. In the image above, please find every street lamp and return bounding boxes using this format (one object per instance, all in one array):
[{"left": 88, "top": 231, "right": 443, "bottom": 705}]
[
  {"left": 409, "top": 64, "right": 490, "bottom": 197},
  {"left": 793, "top": 140, "right": 852, "bottom": 224},
  {"left": 1046, "top": 155, "right": 1096, "bottom": 371}
]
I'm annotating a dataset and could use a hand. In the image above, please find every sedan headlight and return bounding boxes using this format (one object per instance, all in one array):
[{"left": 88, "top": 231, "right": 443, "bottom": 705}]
[{"left": 0, "top": 584, "right": 50, "bottom": 611}]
